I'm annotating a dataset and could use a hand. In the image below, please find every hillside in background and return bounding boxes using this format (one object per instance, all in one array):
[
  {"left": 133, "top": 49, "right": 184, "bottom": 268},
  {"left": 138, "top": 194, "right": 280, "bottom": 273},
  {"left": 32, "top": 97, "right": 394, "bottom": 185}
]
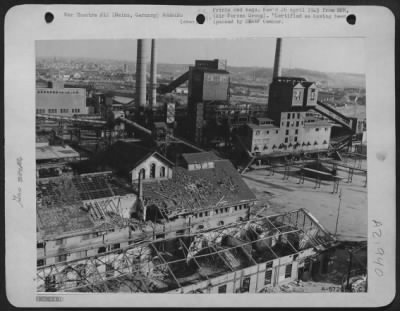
[
  {"left": 157, "top": 63, "right": 365, "bottom": 89},
  {"left": 37, "top": 56, "right": 365, "bottom": 89}
]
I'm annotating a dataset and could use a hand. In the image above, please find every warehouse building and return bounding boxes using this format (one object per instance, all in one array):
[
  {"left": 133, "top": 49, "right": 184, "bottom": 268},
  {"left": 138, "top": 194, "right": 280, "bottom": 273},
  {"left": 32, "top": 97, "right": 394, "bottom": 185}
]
[
  {"left": 36, "top": 208, "right": 337, "bottom": 293},
  {"left": 36, "top": 85, "right": 88, "bottom": 116},
  {"left": 243, "top": 77, "right": 332, "bottom": 157}
]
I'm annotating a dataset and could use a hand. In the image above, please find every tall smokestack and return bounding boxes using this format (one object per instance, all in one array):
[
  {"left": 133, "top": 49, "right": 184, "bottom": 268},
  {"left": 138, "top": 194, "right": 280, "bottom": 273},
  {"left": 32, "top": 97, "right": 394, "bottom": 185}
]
[
  {"left": 149, "top": 39, "right": 157, "bottom": 110},
  {"left": 272, "top": 38, "right": 283, "bottom": 79},
  {"left": 136, "top": 39, "right": 147, "bottom": 110}
]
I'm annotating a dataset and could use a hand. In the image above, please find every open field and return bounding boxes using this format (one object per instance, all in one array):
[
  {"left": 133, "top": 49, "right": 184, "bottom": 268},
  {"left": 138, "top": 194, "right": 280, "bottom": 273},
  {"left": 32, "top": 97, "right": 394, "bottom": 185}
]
[{"left": 244, "top": 159, "right": 367, "bottom": 242}]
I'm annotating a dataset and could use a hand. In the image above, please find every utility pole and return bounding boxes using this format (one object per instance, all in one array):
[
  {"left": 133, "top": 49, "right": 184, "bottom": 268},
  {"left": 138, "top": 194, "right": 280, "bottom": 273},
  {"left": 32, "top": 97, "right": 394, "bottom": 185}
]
[{"left": 334, "top": 188, "right": 343, "bottom": 237}]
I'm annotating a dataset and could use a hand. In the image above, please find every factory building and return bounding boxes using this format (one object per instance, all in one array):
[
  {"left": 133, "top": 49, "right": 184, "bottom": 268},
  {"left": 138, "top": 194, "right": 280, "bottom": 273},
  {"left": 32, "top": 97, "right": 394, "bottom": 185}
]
[
  {"left": 242, "top": 75, "right": 332, "bottom": 157},
  {"left": 36, "top": 85, "right": 88, "bottom": 116},
  {"left": 37, "top": 146, "right": 257, "bottom": 290},
  {"left": 244, "top": 113, "right": 331, "bottom": 156},
  {"left": 186, "top": 60, "right": 230, "bottom": 144},
  {"left": 36, "top": 208, "right": 337, "bottom": 293},
  {"left": 36, "top": 138, "right": 79, "bottom": 179},
  {"left": 36, "top": 172, "right": 137, "bottom": 268}
]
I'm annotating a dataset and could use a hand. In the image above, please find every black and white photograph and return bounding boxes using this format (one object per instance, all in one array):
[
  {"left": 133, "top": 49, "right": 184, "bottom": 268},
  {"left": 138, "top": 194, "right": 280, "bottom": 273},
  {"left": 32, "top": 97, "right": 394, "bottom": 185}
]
[
  {"left": 4, "top": 4, "right": 395, "bottom": 308},
  {"left": 35, "top": 37, "right": 367, "bottom": 294}
]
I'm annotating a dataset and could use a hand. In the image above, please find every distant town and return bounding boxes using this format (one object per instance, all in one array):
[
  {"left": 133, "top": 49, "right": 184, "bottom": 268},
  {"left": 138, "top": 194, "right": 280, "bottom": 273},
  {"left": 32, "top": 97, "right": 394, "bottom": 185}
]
[{"left": 36, "top": 38, "right": 367, "bottom": 294}]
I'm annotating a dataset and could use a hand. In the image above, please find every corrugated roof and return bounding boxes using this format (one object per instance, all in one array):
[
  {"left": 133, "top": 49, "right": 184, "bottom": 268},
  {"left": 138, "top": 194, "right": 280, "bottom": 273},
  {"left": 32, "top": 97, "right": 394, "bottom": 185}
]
[
  {"left": 36, "top": 145, "right": 80, "bottom": 161},
  {"left": 247, "top": 123, "right": 279, "bottom": 130}
]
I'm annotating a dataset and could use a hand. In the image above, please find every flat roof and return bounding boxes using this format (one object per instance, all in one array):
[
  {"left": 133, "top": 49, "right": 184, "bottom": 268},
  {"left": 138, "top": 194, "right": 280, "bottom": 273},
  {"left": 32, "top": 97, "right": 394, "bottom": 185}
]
[
  {"left": 247, "top": 123, "right": 279, "bottom": 130},
  {"left": 182, "top": 151, "right": 220, "bottom": 164},
  {"left": 36, "top": 145, "right": 80, "bottom": 161}
]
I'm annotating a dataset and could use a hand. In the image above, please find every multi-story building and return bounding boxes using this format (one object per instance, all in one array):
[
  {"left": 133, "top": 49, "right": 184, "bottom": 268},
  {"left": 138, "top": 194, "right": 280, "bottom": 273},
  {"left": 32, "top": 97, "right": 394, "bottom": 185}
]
[
  {"left": 36, "top": 149, "right": 257, "bottom": 291},
  {"left": 36, "top": 85, "right": 88, "bottom": 116},
  {"left": 37, "top": 208, "right": 337, "bottom": 293},
  {"left": 244, "top": 114, "right": 331, "bottom": 156},
  {"left": 36, "top": 139, "right": 79, "bottom": 178},
  {"left": 243, "top": 77, "right": 332, "bottom": 156}
]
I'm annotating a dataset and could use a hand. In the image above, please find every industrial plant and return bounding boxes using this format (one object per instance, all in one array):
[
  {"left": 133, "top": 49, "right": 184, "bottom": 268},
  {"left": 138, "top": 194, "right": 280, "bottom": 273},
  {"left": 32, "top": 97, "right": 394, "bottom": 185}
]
[{"left": 36, "top": 38, "right": 367, "bottom": 293}]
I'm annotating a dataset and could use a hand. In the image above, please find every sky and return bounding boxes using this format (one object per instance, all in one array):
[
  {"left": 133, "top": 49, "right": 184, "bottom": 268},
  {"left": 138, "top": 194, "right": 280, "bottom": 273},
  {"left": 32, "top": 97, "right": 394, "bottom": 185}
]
[{"left": 36, "top": 37, "right": 365, "bottom": 74}]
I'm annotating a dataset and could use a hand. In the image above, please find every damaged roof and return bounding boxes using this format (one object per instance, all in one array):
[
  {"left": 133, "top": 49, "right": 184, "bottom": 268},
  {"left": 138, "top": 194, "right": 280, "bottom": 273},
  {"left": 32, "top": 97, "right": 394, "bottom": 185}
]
[
  {"left": 46, "top": 209, "right": 336, "bottom": 293},
  {"left": 37, "top": 204, "right": 96, "bottom": 238},
  {"left": 138, "top": 159, "right": 256, "bottom": 218},
  {"left": 36, "top": 173, "right": 135, "bottom": 239},
  {"left": 36, "top": 173, "right": 133, "bottom": 208}
]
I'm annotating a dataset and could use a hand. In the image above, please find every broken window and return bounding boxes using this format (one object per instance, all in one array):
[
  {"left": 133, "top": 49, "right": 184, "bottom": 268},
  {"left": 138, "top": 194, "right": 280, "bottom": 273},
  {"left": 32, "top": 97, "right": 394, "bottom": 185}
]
[
  {"left": 285, "top": 264, "right": 292, "bottom": 278},
  {"left": 105, "top": 263, "right": 114, "bottom": 277},
  {"left": 37, "top": 242, "right": 44, "bottom": 248},
  {"left": 37, "top": 259, "right": 45, "bottom": 267},
  {"left": 241, "top": 276, "right": 251, "bottom": 292},
  {"left": 218, "top": 284, "right": 227, "bottom": 293},
  {"left": 98, "top": 246, "right": 107, "bottom": 254},
  {"left": 111, "top": 243, "right": 120, "bottom": 250},
  {"left": 264, "top": 261, "right": 273, "bottom": 285}
]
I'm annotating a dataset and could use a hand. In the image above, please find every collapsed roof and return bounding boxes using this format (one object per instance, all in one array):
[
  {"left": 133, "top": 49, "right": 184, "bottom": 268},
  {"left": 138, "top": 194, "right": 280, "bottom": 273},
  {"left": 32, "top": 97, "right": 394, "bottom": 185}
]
[
  {"left": 37, "top": 209, "right": 336, "bottom": 293},
  {"left": 137, "top": 159, "right": 256, "bottom": 219},
  {"left": 36, "top": 173, "right": 135, "bottom": 239}
]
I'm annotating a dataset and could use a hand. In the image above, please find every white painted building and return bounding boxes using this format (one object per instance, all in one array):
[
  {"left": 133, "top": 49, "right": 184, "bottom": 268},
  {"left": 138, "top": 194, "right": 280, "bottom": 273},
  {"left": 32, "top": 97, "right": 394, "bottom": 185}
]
[
  {"left": 245, "top": 113, "right": 332, "bottom": 156},
  {"left": 36, "top": 87, "right": 88, "bottom": 116}
]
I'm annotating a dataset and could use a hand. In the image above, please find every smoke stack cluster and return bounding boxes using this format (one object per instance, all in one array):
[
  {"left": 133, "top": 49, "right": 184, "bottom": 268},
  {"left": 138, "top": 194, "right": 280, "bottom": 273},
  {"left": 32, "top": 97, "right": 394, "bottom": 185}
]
[
  {"left": 272, "top": 38, "right": 283, "bottom": 79},
  {"left": 149, "top": 39, "right": 157, "bottom": 110},
  {"left": 135, "top": 39, "right": 148, "bottom": 110}
]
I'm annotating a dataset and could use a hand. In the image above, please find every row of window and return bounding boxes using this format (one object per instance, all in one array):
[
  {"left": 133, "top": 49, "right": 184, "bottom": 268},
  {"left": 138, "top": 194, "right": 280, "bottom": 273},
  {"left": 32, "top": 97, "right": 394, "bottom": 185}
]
[
  {"left": 193, "top": 205, "right": 246, "bottom": 219},
  {"left": 284, "top": 136, "right": 299, "bottom": 143},
  {"left": 315, "top": 128, "right": 329, "bottom": 132},
  {"left": 37, "top": 242, "right": 122, "bottom": 267},
  {"left": 37, "top": 90, "right": 82, "bottom": 95},
  {"left": 37, "top": 108, "right": 81, "bottom": 114},
  {"left": 255, "top": 129, "right": 279, "bottom": 136},
  {"left": 216, "top": 262, "right": 291, "bottom": 293},
  {"left": 283, "top": 121, "right": 302, "bottom": 128},
  {"left": 285, "top": 129, "right": 299, "bottom": 136},
  {"left": 138, "top": 164, "right": 166, "bottom": 179},
  {"left": 253, "top": 140, "right": 328, "bottom": 151},
  {"left": 205, "top": 74, "right": 229, "bottom": 82}
]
